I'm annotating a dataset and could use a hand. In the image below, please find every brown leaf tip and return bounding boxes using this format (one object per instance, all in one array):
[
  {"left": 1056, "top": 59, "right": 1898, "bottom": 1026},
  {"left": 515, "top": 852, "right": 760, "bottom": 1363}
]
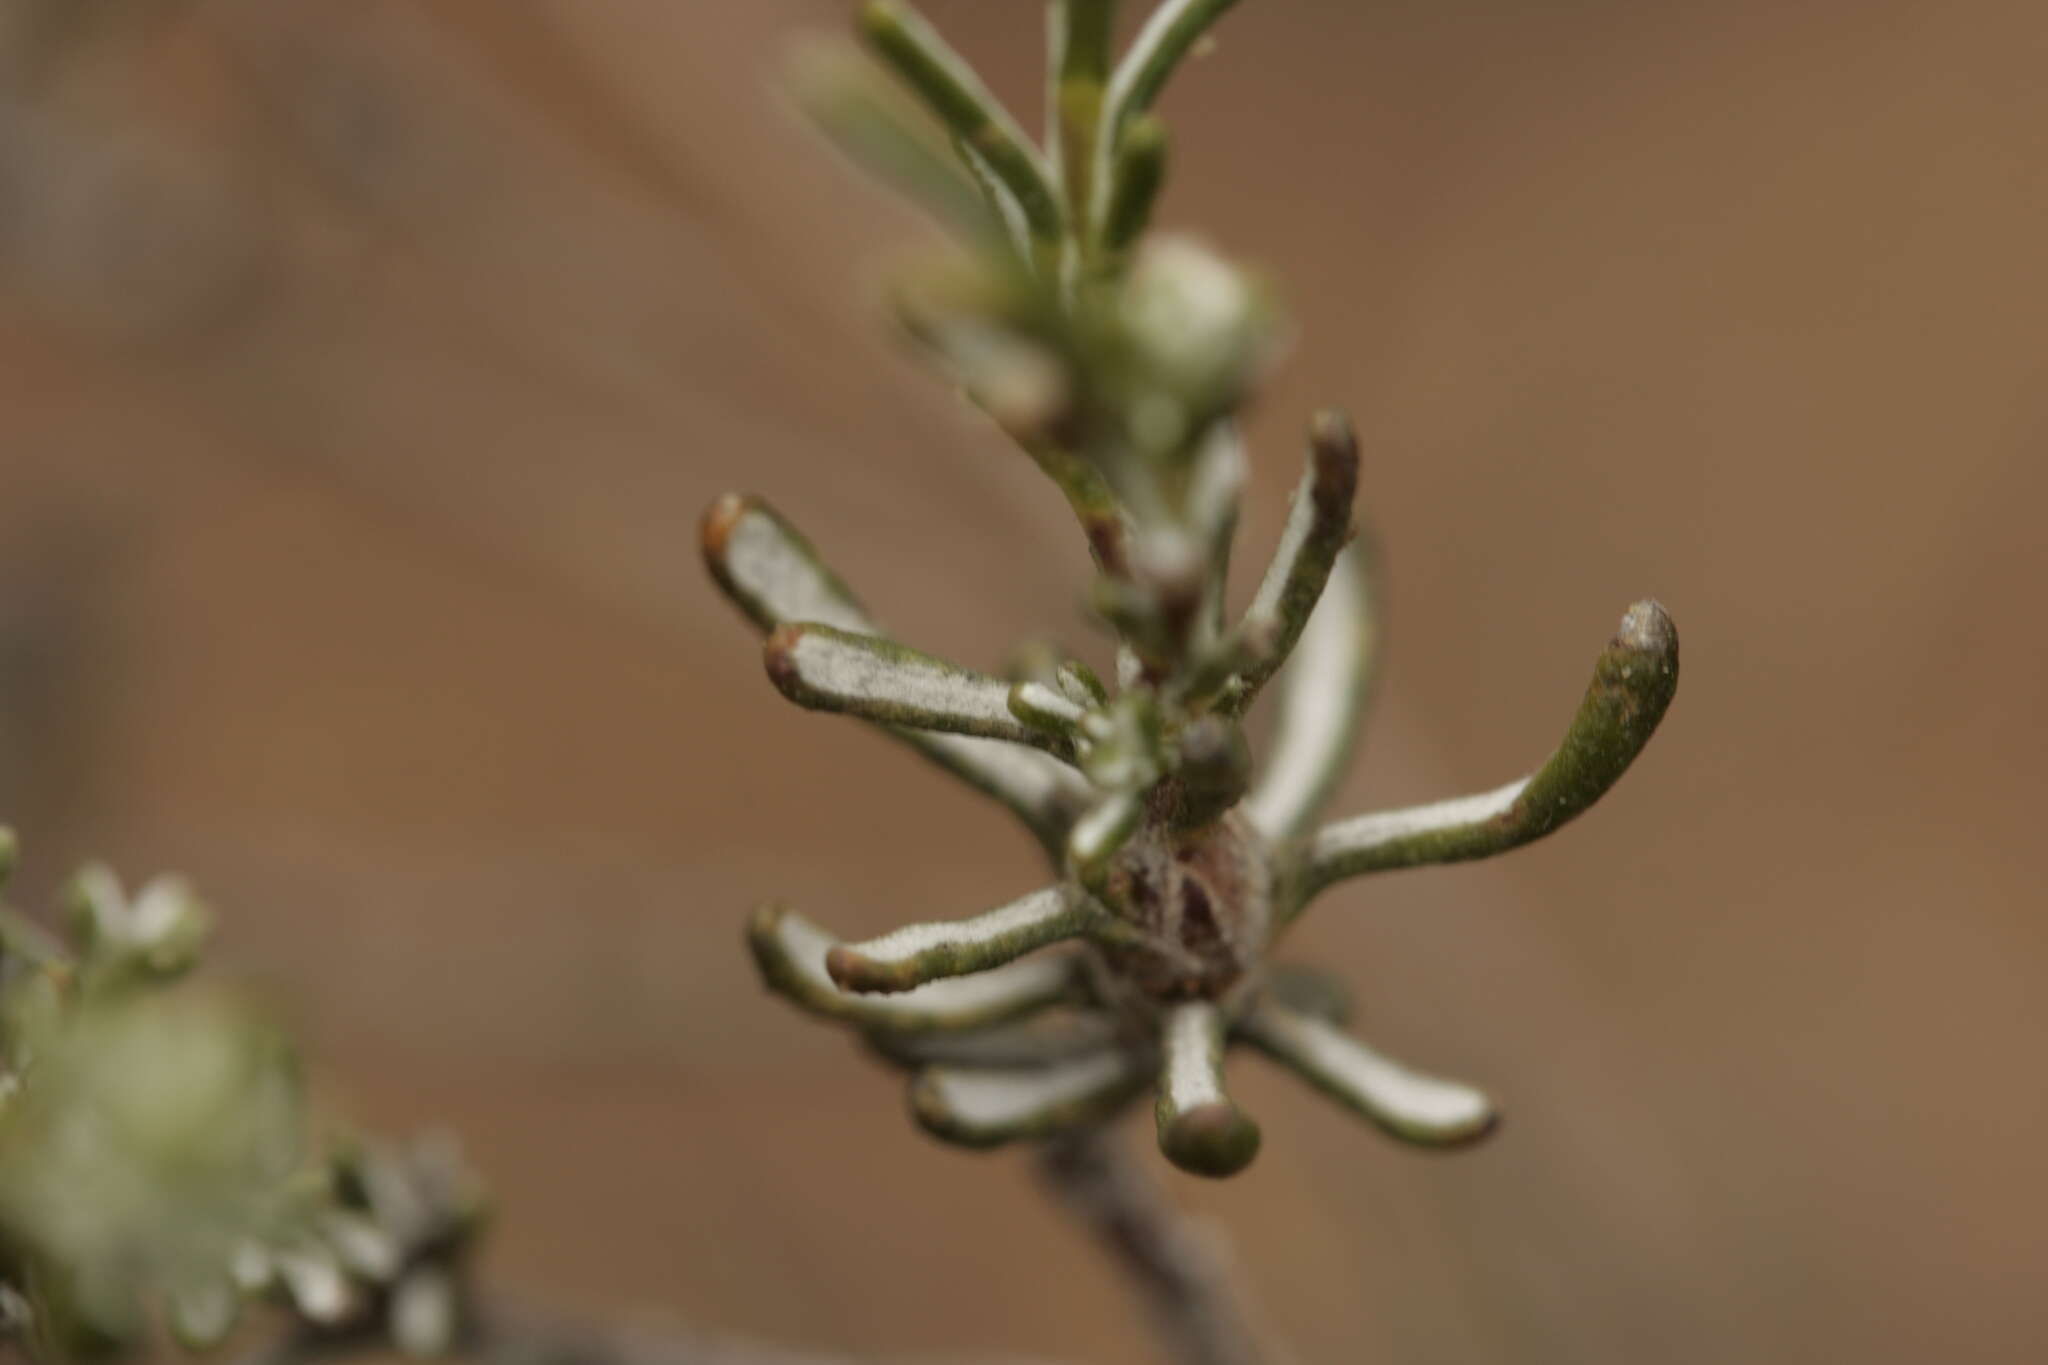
[
  {"left": 1308, "top": 408, "right": 1357, "bottom": 458},
  {"left": 1424, "top": 1108, "right": 1504, "bottom": 1153},
  {"left": 745, "top": 901, "right": 788, "bottom": 951},
  {"left": 1308, "top": 409, "right": 1361, "bottom": 491},
  {"left": 700, "top": 493, "right": 755, "bottom": 565},
  {"left": 1161, "top": 1101, "right": 1262, "bottom": 1178},
  {"left": 1614, "top": 599, "right": 1679, "bottom": 661},
  {"left": 906, "top": 1071, "right": 951, "bottom": 1132},
  {"left": 858, "top": 0, "right": 904, "bottom": 40},
  {"left": 826, "top": 944, "right": 911, "bottom": 995},
  {"left": 763, "top": 623, "right": 807, "bottom": 695},
  {"left": 744, "top": 903, "right": 799, "bottom": 995}
]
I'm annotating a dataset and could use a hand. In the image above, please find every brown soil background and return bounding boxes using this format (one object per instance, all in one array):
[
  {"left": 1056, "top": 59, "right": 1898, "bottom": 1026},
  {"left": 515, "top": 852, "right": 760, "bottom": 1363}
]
[{"left": 1, "top": 2, "right": 2044, "bottom": 1361}]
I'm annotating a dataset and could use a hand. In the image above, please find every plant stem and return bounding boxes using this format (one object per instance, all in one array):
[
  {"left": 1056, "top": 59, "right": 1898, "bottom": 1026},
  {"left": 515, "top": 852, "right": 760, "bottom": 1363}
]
[{"left": 1035, "top": 1128, "right": 1283, "bottom": 1365}]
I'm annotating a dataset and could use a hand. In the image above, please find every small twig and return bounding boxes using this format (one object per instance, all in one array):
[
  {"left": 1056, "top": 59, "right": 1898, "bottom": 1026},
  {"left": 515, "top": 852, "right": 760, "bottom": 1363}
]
[{"left": 1036, "top": 1128, "right": 1282, "bottom": 1365}]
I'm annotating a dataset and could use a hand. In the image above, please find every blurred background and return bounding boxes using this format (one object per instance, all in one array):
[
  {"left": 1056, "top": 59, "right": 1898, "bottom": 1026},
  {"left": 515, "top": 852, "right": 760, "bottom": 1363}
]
[{"left": 1, "top": 0, "right": 2043, "bottom": 1361}]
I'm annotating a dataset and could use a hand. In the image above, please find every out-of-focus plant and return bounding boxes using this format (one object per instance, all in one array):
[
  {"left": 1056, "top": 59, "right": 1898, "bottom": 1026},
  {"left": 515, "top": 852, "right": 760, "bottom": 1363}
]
[
  {"left": 710, "top": 0, "right": 1679, "bottom": 1189},
  {"left": 0, "top": 834, "right": 486, "bottom": 1363}
]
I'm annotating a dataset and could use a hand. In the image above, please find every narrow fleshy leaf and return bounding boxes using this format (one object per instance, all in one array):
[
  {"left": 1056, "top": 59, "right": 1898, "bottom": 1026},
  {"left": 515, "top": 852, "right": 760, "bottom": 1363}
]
[
  {"left": 1295, "top": 600, "right": 1680, "bottom": 908},
  {"left": 826, "top": 885, "right": 1102, "bottom": 994},
  {"left": 701, "top": 493, "right": 872, "bottom": 635},
  {"left": 1092, "top": 0, "right": 1241, "bottom": 243},
  {"left": 1077, "top": 692, "right": 1165, "bottom": 792},
  {"left": 1068, "top": 788, "right": 1146, "bottom": 888},
  {"left": 955, "top": 134, "right": 1033, "bottom": 259},
  {"left": 767, "top": 623, "right": 1079, "bottom": 760},
  {"left": 747, "top": 903, "right": 1080, "bottom": 1032},
  {"left": 0, "top": 827, "right": 17, "bottom": 889},
  {"left": 704, "top": 494, "right": 1091, "bottom": 852},
  {"left": 1242, "top": 540, "right": 1378, "bottom": 843},
  {"left": 1154, "top": 1002, "right": 1261, "bottom": 1177},
  {"left": 785, "top": 39, "right": 1003, "bottom": 243},
  {"left": 859, "top": 1, "right": 1064, "bottom": 244},
  {"left": 910, "top": 1048, "right": 1148, "bottom": 1148},
  {"left": 864, "top": 1008, "right": 1123, "bottom": 1068},
  {"left": 1009, "top": 679, "right": 1091, "bottom": 740},
  {"left": 1104, "top": 0, "right": 1245, "bottom": 136},
  {"left": 1230, "top": 411, "right": 1360, "bottom": 703},
  {"left": 1050, "top": 0, "right": 1117, "bottom": 220},
  {"left": 1238, "top": 999, "right": 1498, "bottom": 1148},
  {"left": 1187, "top": 420, "right": 1247, "bottom": 647},
  {"left": 1102, "top": 112, "right": 1168, "bottom": 254},
  {"left": 1058, "top": 659, "right": 1110, "bottom": 707}
]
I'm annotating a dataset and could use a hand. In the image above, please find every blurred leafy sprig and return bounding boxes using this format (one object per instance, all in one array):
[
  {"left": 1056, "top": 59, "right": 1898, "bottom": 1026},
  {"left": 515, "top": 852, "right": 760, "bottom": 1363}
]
[{"left": 0, "top": 834, "right": 486, "bottom": 1362}]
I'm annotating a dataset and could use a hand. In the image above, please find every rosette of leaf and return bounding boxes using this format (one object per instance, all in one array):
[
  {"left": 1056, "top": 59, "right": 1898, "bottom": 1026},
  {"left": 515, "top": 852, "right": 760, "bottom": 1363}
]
[
  {"left": 0, "top": 841, "right": 486, "bottom": 1360},
  {"left": 712, "top": 0, "right": 1679, "bottom": 1179}
]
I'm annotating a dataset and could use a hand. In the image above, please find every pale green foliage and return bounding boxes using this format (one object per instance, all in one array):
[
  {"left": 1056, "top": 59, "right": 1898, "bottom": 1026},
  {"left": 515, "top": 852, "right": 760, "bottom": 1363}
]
[
  {"left": 713, "top": 0, "right": 1680, "bottom": 1180},
  {"left": 0, "top": 839, "right": 485, "bottom": 1362},
  {"left": 0, "top": 988, "right": 299, "bottom": 1340}
]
